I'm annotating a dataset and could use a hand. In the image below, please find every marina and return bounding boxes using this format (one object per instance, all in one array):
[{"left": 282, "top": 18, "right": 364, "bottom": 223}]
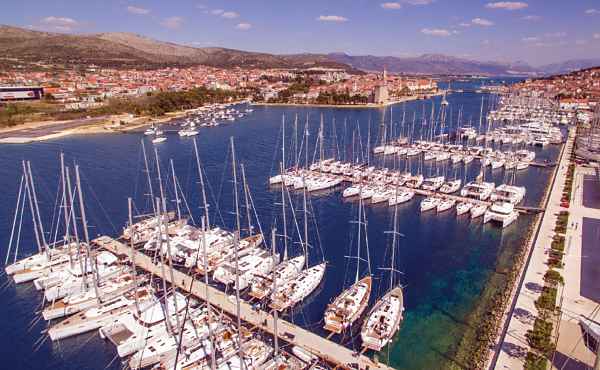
[{"left": 0, "top": 78, "right": 565, "bottom": 370}]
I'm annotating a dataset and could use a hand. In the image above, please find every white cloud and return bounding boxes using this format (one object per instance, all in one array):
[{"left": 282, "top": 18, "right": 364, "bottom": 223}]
[
  {"left": 405, "top": 0, "right": 434, "bottom": 4},
  {"left": 161, "top": 16, "right": 184, "bottom": 29},
  {"left": 235, "top": 23, "right": 252, "bottom": 30},
  {"left": 381, "top": 2, "right": 402, "bottom": 9},
  {"left": 317, "top": 15, "right": 349, "bottom": 22},
  {"left": 545, "top": 32, "right": 566, "bottom": 38},
  {"left": 575, "top": 40, "right": 587, "bottom": 45},
  {"left": 585, "top": 9, "right": 600, "bottom": 15},
  {"left": 196, "top": 4, "right": 206, "bottom": 9},
  {"left": 421, "top": 28, "right": 451, "bottom": 37},
  {"left": 485, "top": 2, "right": 528, "bottom": 10},
  {"left": 127, "top": 6, "right": 150, "bottom": 15},
  {"left": 459, "top": 22, "right": 471, "bottom": 27},
  {"left": 482, "top": 39, "right": 491, "bottom": 46},
  {"left": 221, "top": 11, "right": 239, "bottom": 19},
  {"left": 471, "top": 18, "right": 494, "bottom": 26},
  {"left": 211, "top": 9, "right": 224, "bottom": 15},
  {"left": 522, "top": 15, "right": 541, "bottom": 21},
  {"left": 521, "top": 36, "right": 539, "bottom": 42},
  {"left": 594, "top": 33, "right": 600, "bottom": 39},
  {"left": 40, "top": 16, "right": 79, "bottom": 32}
]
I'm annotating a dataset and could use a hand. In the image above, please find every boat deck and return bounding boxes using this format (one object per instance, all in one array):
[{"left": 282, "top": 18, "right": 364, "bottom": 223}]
[{"left": 95, "top": 236, "right": 393, "bottom": 370}]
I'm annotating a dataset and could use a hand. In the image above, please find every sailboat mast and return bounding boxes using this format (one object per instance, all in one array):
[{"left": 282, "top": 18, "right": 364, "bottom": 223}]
[
  {"left": 128, "top": 197, "right": 140, "bottom": 314},
  {"left": 158, "top": 197, "right": 182, "bottom": 333},
  {"left": 141, "top": 139, "right": 156, "bottom": 214},
  {"left": 271, "top": 227, "right": 280, "bottom": 359},
  {"left": 193, "top": 138, "right": 211, "bottom": 229},
  {"left": 304, "top": 118, "right": 309, "bottom": 169},
  {"left": 26, "top": 161, "right": 48, "bottom": 258},
  {"left": 390, "top": 195, "right": 399, "bottom": 289},
  {"left": 153, "top": 147, "right": 167, "bottom": 212},
  {"left": 170, "top": 159, "right": 182, "bottom": 220},
  {"left": 478, "top": 96, "right": 484, "bottom": 132},
  {"left": 281, "top": 114, "right": 286, "bottom": 171},
  {"left": 366, "top": 117, "right": 371, "bottom": 166},
  {"left": 355, "top": 191, "right": 363, "bottom": 284},
  {"left": 241, "top": 164, "right": 253, "bottom": 236},
  {"left": 319, "top": 113, "right": 324, "bottom": 168},
  {"left": 229, "top": 137, "right": 244, "bottom": 367},
  {"left": 60, "top": 153, "right": 73, "bottom": 267},
  {"left": 294, "top": 113, "right": 299, "bottom": 169},
  {"left": 75, "top": 165, "right": 101, "bottom": 299},
  {"left": 155, "top": 197, "right": 174, "bottom": 335},
  {"left": 201, "top": 216, "right": 217, "bottom": 370},
  {"left": 66, "top": 166, "right": 86, "bottom": 288},
  {"left": 5, "top": 175, "right": 24, "bottom": 265},
  {"left": 302, "top": 177, "right": 309, "bottom": 270},
  {"left": 280, "top": 162, "right": 288, "bottom": 261}
]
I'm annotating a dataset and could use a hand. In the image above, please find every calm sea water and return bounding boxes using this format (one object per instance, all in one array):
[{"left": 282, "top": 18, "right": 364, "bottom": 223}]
[{"left": 0, "top": 78, "right": 560, "bottom": 369}]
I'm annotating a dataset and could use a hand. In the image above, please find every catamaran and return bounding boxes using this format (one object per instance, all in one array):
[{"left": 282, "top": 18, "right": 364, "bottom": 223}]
[{"left": 484, "top": 202, "right": 519, "bottom": 228}]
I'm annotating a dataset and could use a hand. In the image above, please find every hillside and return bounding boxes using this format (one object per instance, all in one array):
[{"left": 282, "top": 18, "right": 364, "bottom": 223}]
[
  {"left": 0, "top": 25, "right": 349, "bottom": 70},
  {"left": 538, "top": 59, "right": 600, "bottom": 75}
]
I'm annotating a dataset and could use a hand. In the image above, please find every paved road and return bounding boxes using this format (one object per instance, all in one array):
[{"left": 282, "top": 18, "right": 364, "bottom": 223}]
[
  {"left": 0, "top": 116, "right": 108, "bottom": 140},
  {"left": 96, "top": 236, "right": 392, "bottom": 370}
]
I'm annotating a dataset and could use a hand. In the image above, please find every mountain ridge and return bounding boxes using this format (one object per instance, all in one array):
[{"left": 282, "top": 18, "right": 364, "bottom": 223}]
[{"left": 1, "top": 25, "right": 599, "bottom": 75}]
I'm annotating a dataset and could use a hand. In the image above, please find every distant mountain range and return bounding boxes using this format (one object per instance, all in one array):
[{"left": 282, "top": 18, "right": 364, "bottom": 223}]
[
  {"left": 327, "top": 53, "right": 600, "bottom": 76},
  {"left": 1, "top": 25, "right": 599, "bottom": 75}
]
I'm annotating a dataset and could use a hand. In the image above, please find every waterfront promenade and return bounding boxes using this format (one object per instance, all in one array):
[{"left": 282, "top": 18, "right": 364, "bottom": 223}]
[
  {"left": 492, "top": 128, "right": 573, "bottom": 369},
  {"left": 95, "top": 236, "right": 393, "bottom": 370},
  {"left": 552, "top": 165, "right": 600, "bottom": 368}
]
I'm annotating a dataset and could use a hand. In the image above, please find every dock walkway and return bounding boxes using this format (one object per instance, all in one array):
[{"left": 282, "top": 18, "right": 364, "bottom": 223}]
[{"left": 95, "top": 236, "right": 393, "bottom": 370}]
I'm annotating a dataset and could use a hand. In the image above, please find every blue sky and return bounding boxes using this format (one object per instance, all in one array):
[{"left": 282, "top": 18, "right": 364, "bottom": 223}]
[{"left": 4, "top": 0, "right": 600, "bottom": 66}]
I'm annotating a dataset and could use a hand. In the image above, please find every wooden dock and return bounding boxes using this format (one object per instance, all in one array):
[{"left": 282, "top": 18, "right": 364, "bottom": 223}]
[{"left": 95, "top": 236, "right": 393, "bottom": 370}]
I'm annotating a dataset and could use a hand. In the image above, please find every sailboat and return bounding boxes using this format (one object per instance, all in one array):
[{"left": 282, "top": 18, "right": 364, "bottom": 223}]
[
  {"left": 250, "top": 166, "right": 305, "bottom": 299},
  {"left": 323, "top": 189, "right": 371, "bottom": 334},
  {"left": 361, "top": 188, "right": 404, "bottom": 351},
  {"left": 270, "top": 173, "right": 326, "bottom": 311}
]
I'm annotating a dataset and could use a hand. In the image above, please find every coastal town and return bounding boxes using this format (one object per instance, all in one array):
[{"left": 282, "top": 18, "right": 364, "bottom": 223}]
[
  {"left": 0, "top": 61, "right": 438, "bottom": 111},
  {"left": 2, "top": 2, "right": 600, "bottom": 370}
]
